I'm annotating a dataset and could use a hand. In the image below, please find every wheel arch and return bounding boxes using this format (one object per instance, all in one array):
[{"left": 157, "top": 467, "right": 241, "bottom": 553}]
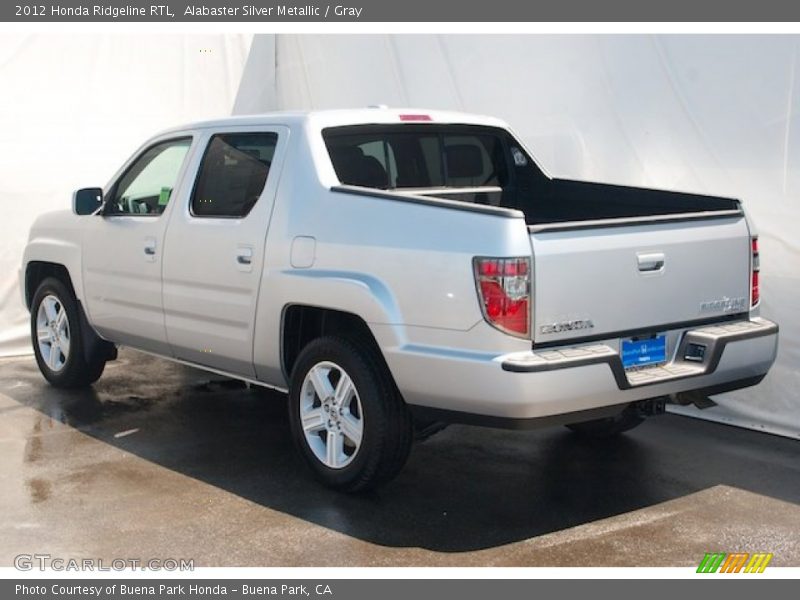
[
  {"left": 25, "top": 261, "right": 77, "bottom": 309},
  {"left": 26, "top": 262, "right": 116, "bottom": 365},
  {"left": 280, "top": 304, "right": 398, "bottom": 387}
]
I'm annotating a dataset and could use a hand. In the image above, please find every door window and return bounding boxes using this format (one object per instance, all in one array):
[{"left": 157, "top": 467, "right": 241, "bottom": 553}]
[
  {"left": 106, "top": 138, "right": 192, "bottom": 215},
  {"left": 191, "top": 132, "right": 278, "bottom": 218}
]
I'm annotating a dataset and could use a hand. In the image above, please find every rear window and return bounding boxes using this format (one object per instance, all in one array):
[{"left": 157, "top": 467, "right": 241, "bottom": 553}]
[{"left": 323, "top": 125, "right": 510, "bottom": 192}]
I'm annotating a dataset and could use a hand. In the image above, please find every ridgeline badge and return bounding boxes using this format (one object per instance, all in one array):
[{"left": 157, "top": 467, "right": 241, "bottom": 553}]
[{"left": 699, "top": 296, "right": 747, "bottom": 313}]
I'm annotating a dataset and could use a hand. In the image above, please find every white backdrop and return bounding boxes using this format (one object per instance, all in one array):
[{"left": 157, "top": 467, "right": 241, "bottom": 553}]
[
  {"left": 233, "top": 34, "right": 799, "bottom": 438},
  {"left": 0, "top": 33, "right": 252, "bottom": 355},
  {"left": 1, "top": 34, "right": 797, "bottom": 438}
]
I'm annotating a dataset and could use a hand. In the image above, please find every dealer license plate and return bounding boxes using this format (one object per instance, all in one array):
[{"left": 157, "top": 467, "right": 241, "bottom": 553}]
[{"left": 621, "top": 335, "right": 667, "bottom": 369}]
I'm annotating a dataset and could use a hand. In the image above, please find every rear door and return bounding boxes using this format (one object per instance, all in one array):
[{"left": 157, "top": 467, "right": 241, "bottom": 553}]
[
  {"left": 162, "top": 126, "right": 289, "bottom": 376},
  {"left": 530, "top": 215, "right": 752, "bottom": 346}
]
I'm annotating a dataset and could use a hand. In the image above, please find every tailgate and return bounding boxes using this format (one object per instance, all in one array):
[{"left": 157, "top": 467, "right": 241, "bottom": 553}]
[{"left": 530, "top": 214, "right": 751, "bottom": 345}]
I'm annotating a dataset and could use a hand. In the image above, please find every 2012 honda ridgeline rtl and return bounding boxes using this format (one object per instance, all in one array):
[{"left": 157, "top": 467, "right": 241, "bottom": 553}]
[{"left": 21, "top": 109, "right": 778, "bottom": 490}]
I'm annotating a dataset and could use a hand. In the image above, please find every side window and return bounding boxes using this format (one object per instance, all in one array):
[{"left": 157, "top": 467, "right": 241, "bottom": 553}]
[
  {"left": 107, "top": 138, "right": 192, "bottom": 216},
  {"left": 191, "top": 132, "right": 278, "bottom": 218}
]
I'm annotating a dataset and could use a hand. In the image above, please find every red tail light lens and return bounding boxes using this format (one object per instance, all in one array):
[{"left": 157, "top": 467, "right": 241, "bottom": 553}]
[
  {"left": 474, "top": 257, "right": 531, "bottom": 337},
  {"left": 751, "top": 237, "right": 760, "bottom": 306}
]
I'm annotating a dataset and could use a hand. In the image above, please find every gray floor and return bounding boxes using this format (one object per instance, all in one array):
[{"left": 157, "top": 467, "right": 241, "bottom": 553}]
[{"left": 1, "top": 349, "right": 799, "bottom": 566}]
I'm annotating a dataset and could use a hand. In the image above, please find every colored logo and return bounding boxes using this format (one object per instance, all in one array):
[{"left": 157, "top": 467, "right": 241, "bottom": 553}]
[{"left": 697, "top": 552, "right": 773, "bottom": 573}]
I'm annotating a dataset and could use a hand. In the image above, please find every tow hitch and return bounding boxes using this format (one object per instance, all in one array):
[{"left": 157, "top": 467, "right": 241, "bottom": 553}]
[{"left": 635, "top": 397, "right": 667, "bottom": 417}]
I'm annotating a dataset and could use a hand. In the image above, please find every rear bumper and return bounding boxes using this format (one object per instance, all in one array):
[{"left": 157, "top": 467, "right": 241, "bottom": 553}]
[{"left": 389, "top": 317, "right": 778, "bottom": 426}]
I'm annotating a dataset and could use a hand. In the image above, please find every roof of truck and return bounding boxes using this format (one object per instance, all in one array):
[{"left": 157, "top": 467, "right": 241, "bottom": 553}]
[{"left": 162, "top": 108, "right": 510, "bottom": 135}]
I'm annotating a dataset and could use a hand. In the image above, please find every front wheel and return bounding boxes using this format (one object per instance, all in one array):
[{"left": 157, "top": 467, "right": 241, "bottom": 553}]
[
  {"left": 288, "top": 336, "right": 413, "bottom": 492},
  {"left": 31, "top": 277, "right": 106, "bottom": 388}
]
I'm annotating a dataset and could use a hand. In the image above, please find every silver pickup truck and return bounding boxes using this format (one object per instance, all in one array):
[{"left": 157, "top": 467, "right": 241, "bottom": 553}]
[{"left": 21, "top": 108, "right": 778, "bottom": 491}]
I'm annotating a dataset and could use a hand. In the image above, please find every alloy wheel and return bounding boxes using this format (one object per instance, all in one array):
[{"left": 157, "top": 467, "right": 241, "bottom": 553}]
[{"left": 299, "top": 361, "right": 364, "bottom": 469}]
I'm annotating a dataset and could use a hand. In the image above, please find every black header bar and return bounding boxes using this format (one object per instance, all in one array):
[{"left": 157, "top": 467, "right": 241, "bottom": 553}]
[{"left": 4, "top": 0, "right": 800, "bottom": 22}]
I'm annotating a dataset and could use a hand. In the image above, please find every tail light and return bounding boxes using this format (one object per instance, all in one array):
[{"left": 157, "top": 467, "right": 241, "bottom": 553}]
[
  {"left": 751, "top": 237, "right": 760, "bottom": 306},
  {"left": 474, "top": 257, "right": 531, "bottom": 337}
]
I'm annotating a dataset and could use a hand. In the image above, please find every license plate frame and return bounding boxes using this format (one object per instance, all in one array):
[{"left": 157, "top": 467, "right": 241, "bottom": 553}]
[{"left": 621, "top": 335, "right": 667, "bottom": 369}]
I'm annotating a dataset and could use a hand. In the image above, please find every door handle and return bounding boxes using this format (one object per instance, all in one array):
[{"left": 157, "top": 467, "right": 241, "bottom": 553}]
[
  {"left": 236, "top": 246, "right": 254, "bottom": 271},
  {"left": 236, "top": 248, "right": 253, "bottom": 265},
  {"left": 143, "top": 237, "right": 157, "bottom": 261},
  {"left": 637, "top": 252, "right": 665, "bottom": 272}
]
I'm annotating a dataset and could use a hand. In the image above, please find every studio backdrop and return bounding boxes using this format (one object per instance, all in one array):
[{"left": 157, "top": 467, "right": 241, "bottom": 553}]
[
  {"left": 2, "top": 34, "right": 798, "bottom": 438},
  {"left": 0, "top": 33, "right": 253, "bottom": 352}
]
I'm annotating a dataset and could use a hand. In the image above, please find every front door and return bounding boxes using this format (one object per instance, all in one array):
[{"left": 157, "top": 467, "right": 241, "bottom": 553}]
[
  {"left": 82, "top": 136, "right": 194, "bottom": 354},
  {"left": 162, "top": 126, "right": 288, "bottom": 377}
]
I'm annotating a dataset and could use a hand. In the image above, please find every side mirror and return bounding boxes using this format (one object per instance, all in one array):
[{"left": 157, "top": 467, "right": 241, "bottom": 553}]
[{"left": 73, "top": 188, "right": 103, "bottom": 215}]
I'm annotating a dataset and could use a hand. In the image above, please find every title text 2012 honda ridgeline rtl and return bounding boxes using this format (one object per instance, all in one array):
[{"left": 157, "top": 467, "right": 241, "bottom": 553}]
[{"left": 21, "top": 109, "right": 778, "bottom": 490}]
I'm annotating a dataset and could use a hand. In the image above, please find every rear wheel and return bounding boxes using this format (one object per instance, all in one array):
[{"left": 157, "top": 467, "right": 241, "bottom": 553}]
[
  {"left": 288, "top": 336, "right": 413, "bottom": 492},
  {"left": 31, "top": 277, "right": 106, "bottom": 388},
  {"left": 565, "top": 404, "right": 644, "bottom": 438}
]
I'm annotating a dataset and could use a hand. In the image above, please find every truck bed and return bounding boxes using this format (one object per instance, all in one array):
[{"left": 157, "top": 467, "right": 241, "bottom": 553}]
[{"left": 516, "top": 177, "right": 740, "bottom": 225}]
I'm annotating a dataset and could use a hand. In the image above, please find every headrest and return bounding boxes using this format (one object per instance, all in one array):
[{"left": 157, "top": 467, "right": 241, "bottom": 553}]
[
  {"left": 444, "top": 144, "right": 484, "bottom": 179},
  {"left": 333, "top": 145, "right": 365, "bottom": 164}
]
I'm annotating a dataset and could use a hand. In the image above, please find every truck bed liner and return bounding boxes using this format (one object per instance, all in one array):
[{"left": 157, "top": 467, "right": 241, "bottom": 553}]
[{"left": 521, "top": 178, "right": 740, "bottom": 225}]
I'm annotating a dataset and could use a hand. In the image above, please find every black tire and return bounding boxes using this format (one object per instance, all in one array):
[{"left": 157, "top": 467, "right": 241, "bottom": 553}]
[
  {"left": 565, "top": 404, "right": 644, "bottom": 438},
  {"left": 30, "top": 277, "right": 106, "bottom": 388},
  {"left": 288, "top": 336, "right": 413, "bottom": 492}
]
